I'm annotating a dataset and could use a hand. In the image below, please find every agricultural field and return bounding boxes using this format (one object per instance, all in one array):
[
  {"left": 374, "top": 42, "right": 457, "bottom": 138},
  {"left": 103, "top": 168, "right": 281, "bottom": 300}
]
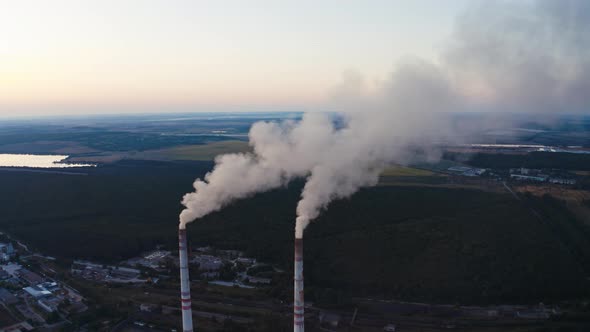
[
  {"left": 380, "top": 166, "right": 437, "bottom": 177},
  {"left": 68, "top": 141, "right": 251, "bottom": 163},
  {"left": 378, "top": 166, "right": 448, "bottom": 187},
  {"left": 133, "top": 141, "right": 251, "bottom": 161}
]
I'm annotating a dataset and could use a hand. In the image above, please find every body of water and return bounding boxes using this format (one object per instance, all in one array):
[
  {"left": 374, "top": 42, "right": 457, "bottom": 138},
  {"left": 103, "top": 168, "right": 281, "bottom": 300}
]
[{"left": 0, "top": 154, "right": 95, "bottom": 168}]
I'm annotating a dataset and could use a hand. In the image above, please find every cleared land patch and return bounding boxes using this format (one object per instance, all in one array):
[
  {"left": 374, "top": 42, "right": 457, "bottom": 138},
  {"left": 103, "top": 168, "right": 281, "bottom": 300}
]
[
  {"left": 379, "top": 166, "right": 449, "bottom": 187},
  {"left": 381, "top": 166, "right": 437, "bottom": 177},
  {"left": 514, "top": 184, "right": 590, "bottom": 226},
  {"left": 68, "top": 140, "right": 250, "bottom": 163},
  {"left": 151, "top": 140, "right": 250, "bottom": 160}
]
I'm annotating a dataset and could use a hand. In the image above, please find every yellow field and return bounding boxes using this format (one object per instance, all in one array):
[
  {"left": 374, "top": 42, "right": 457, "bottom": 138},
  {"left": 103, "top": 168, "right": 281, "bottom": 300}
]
[
  {"left": 147, "top": 141, "right": 251, "bottom": 161},
  {"left": 380, "top": 166, "right": 436, "bottom": 177},
  {"left": 67, "top": 141, "right": 251, "bottom": 163}
]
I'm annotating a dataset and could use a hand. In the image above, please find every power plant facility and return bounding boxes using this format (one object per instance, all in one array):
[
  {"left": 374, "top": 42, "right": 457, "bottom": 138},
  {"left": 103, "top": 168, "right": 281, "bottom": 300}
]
[
  {"left": 178, "top": 229, "right": 194, "bottom": 332},
  {"left": 294, "top": 238, "right": 305, "bottom": 332},
  {"left": 5, "top": 0, "right": 588, "bottom": 329},
  {"left": 177, "top": 222, "right": 306, "bottom": 331}
]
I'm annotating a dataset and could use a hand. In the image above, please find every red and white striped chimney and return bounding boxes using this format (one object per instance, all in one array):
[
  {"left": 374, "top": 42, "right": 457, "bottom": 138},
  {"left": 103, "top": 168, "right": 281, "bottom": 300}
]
[
  {"left": 178, "top": 229, "right": 194, "bottom": 332},
  {"left": 294, "top": 238, "right": 304, "bottom": 332}
]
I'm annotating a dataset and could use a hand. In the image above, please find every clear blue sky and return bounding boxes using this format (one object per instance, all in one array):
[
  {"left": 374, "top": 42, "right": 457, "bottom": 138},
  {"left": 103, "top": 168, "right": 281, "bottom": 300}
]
[{"left": 0, "top": 0, "right": 472, "bottom": 116}]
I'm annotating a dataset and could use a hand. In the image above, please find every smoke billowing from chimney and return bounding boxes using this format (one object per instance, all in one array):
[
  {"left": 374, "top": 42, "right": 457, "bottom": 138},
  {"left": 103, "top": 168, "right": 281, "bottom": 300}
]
[
  {"left": 179, "top": 59, "right": 455, "bottom": 235},
  {"left": 179, "top": 112, "right": 341, "bottom": 229},
  {"left": 180, "top": 0, "right": 589, "bottom": 236},
  {"left": 293, "top": 0, "right": 590, "bottom": 237}
]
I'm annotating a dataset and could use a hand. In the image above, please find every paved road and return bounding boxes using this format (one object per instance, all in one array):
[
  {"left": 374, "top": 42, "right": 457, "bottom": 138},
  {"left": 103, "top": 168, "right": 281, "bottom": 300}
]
[{"left": 502, "top": 181, "right": 520, "bottom": 200}]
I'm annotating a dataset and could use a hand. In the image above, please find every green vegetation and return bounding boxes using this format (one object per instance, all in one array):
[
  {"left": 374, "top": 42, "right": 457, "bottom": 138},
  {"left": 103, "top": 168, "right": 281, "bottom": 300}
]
[
  {"left": 444, "top": 151, "right": 590, "bottom": 171},
  {"left": 0, "top": 160, "right": 211, "bottom": 260},
  {"left": 525, "top": 194, "right": 590, "bottom": 274},
  {"left": 1, "top": 159, "right": 589, "bottom": 305},
  {"left": 0, "top": 114, "right": 282, "bottom": 155},
  {"left": 0, "top": 129, "right": 239, "bottom": 153}
]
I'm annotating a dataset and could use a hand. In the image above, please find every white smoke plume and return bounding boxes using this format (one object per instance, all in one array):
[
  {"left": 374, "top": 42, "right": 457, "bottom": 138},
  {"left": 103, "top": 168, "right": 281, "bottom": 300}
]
[
  {"left": 296, "top": 0, "right": 590, "bottom": 237},
  {"left": 179, "top": 58, "right": 456, "bottom": 233},
  {"left": 180, "top": 0, "right": 589, "bottom": 237},
  {"left": 295, "top": 60, "right": 456, "bottom": 237},
  {"left": 179, "top": 112, "right": 338, "bottom": 229}
]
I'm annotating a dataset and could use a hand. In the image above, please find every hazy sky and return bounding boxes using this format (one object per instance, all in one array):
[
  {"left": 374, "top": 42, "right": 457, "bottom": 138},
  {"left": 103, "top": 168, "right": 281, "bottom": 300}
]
[{"left": 0, "top": 0, "right": 471, "bottom": 116}]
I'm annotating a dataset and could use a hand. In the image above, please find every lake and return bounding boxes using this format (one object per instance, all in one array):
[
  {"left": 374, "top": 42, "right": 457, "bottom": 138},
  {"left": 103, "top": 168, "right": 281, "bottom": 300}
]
[{"left": 0, "top": 154, "right": 95, "bottom": 168}]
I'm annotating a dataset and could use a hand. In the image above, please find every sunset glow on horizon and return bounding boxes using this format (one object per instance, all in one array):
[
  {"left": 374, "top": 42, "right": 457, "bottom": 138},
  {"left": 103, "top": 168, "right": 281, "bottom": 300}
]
[{"left": 0, "top": 0, "right": 470, "bottom": 116}]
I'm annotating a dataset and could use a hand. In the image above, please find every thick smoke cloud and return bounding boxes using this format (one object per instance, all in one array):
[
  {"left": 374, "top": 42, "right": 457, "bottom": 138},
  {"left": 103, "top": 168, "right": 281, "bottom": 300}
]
[
  {"left": 180, "top": 59, "right": 456, "bottom": 233},
  {"left": 295, "top": 59, "right": 456, "bottom": 237},
  {"left": 181, "top": 0, "right": 589, "bottom": 237},
  {"left": 446, "top": 0, "right": 590, "bottom": 113},
  {"left": 179, "top": 113, "right": 338, "bottom": 229}
]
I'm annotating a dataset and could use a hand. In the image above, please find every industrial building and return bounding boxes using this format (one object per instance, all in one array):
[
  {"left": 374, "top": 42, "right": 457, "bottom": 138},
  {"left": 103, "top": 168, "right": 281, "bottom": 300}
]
[
  {"left": 192, "top": 255, "right": 223, "bottom": 271},
  {"left": 125, "top": 250, "right": 171, "bottom": 270},
  {"left": 509, "top": 168, "right": 549, "bottom": 182},
  {"left": 72, "top": 260, "right": 143, "bottom": 283},
  {"left": 510, "top": 174, "right": 549, "bottom": 182},
  {"left": 17, "top": 269, "right": 44, "bottom": 284},
  {"left": 447, "top": 166, "right": 486, "bottom": 177},
  {"left": 549, "top": 178, "right": 576, "bottom": 185},
  {"left": 23, "top": 285, "right": 52, "bottom": 298}
]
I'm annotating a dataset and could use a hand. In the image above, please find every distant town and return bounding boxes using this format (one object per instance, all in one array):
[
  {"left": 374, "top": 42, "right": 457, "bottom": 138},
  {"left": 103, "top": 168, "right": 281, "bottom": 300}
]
[
  {"left": 0, "top": 233, "right": 86, "bottom": 331},
  {"left": 447, "top": 165, "right": 577, "bottom": 185},
  {"left": 0, "top": 230, "right": 285, "bottom": 331},
  {"left": 71, "top": 247, "right": 275, "bottom": 288}
]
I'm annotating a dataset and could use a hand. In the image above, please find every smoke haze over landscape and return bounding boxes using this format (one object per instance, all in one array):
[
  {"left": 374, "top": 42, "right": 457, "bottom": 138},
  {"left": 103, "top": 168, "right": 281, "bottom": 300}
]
[{"left": 180, "top": 0, "right": 590, "bottom": 236}]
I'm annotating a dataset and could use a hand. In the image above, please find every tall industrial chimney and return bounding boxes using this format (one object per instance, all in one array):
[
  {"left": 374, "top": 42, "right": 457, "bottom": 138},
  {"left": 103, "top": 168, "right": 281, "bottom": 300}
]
[
  {"left": 294, "top": 238, "right": 304, "bottom": 332},
  {"left": 178, "top": 229, "right": 194, "bottom": 332}
]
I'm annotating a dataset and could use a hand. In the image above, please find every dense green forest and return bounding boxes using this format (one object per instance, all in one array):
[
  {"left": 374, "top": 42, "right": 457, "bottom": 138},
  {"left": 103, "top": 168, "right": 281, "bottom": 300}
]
[
  {"left": 0, "top": 159, "right": 589, "bottom": 304},
  {"left": 444, "top": 151, "right": 590, "bottom": 171},
  {"left": 0, "top": 130, "right": 237, "bottom": 152},
  {"left": 0, "top": 160, "right": 207, "bottom": 259}
]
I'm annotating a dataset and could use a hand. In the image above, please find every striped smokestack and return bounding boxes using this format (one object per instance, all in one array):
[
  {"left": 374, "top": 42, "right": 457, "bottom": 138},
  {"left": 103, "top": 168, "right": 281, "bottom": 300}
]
[
  {"left": 178, "top": 229, "right": 194, "bottom": 332},
  {"left": 294, "top": 238, "right": 304, "bottom": 332}
]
